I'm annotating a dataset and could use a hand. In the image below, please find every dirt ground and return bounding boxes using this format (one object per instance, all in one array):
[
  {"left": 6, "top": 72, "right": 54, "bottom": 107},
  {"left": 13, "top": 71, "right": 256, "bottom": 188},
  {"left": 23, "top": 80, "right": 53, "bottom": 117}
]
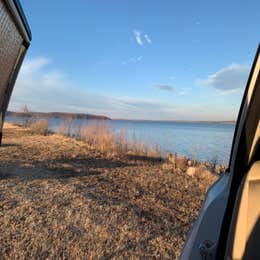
[{"left": 0, "top": 123, "right": 217, "bottom": 259}]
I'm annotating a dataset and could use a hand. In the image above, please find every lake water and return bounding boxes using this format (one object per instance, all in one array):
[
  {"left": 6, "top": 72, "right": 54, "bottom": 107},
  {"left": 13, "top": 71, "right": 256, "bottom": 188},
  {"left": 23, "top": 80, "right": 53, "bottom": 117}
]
[{"left": 6, "top": 116, "right": 235, "bottom": 164}]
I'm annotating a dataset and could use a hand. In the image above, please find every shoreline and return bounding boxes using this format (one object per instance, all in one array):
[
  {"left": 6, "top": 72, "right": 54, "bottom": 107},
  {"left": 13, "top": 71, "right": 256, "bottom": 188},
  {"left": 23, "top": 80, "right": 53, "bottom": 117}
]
[
  {"left": 112, "top": 118, "right": 236, "bottom": 124},
  {"left": 6, "top": 117, "right": 232, "bottom": 165},
  {"left": 7, "top": 111, "right": 236, "bottom": 124}
]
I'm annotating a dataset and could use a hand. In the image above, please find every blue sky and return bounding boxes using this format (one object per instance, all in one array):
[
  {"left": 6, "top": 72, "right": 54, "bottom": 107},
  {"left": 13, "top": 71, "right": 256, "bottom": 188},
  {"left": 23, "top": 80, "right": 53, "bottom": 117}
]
[{"left": 9, "top": 0, "right": 259, "bottom": 120}]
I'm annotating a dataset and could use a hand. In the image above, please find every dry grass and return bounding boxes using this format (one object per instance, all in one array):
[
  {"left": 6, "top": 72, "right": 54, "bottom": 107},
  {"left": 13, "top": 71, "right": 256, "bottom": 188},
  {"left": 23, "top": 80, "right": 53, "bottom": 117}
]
[
  {"left": 0, "top": 123, "right": 218, "bottom": 259},
  {"left": 58, "top": 117, "right": 73, "bottom": 136},
  {"left": 69, "top": 121, "right": 162, "bottom": 159},
  {"left": 30, "top": 119, "right": 49, "bottom": 136}
]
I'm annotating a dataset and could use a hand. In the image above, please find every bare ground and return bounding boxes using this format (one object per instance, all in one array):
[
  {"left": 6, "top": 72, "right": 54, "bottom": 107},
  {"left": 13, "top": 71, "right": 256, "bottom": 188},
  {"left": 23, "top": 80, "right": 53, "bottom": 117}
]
[{"left": 0, "top": 123, "right": 217, "bottom": 259}]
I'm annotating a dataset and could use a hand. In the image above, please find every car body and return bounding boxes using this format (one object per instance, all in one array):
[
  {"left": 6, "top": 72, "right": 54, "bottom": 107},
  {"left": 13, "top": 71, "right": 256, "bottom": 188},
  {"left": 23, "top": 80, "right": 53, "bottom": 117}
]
[
  {"left": 181, "top": 45, "right": 260, "bottom": 260},
  {"left": 0, "top": 0, "right": 31, "bottom": 144}
]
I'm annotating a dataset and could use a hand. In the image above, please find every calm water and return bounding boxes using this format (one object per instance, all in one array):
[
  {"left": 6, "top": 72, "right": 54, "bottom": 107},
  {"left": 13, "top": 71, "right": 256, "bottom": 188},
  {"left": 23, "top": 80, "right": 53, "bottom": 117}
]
[{"left": 6, "top": 117, "right": 235, "bottom": 164}]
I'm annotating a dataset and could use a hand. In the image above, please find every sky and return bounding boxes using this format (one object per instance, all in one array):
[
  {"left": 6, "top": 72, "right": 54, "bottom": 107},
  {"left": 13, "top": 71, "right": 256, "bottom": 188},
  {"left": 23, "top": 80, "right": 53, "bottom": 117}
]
[{"left": 9, "top": 0, "right": 260, "bottom": 121}]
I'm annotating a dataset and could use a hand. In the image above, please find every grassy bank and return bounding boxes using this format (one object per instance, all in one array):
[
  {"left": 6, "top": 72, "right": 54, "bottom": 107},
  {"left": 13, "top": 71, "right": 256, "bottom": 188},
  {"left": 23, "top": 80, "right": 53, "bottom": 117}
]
[
  {"left": 0, "top": 123, "right": 218, "bottom": 259},
  {"left": 28, "top": 118, "right": 226, "bottom": 173}
]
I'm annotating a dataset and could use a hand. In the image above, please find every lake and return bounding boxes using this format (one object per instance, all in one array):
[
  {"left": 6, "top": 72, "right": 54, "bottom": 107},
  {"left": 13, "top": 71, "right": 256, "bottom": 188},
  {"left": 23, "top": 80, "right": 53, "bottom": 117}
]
[{"left": 6, "top": 117, "right": 235, "bottom": 164}]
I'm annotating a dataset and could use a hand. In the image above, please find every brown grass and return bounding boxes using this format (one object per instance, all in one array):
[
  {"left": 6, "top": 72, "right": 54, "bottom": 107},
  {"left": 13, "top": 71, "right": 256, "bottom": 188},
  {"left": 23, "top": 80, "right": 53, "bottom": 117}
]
[
  {"left": 66, "top": 121, "right": 162, "bottom": 159},
  {"left": 58, "top": 117, "right": 73, "bottom": 136},
  {"left": 30, "top": 119, "right": 49, "bottom": 136},
  {"left": 0, "top": 123, "right": 218, "bottom": 259}
]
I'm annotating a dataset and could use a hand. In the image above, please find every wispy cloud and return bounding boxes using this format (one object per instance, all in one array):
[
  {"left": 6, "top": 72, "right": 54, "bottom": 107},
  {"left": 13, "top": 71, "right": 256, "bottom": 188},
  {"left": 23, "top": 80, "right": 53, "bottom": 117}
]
[
  {"left": 21, "top": 56, "right": 50, "bottom": 75},
  {"left": 122, "top": 56, "right": 143, "bottom": 65},
  {"left": 9, "top": 56, "right": 237, "bottom": 121},
  {"left": 214, "top": 88, "right": 243, "bottom": 96},
  {"left": 153, "top": 84, "right": 175, "bottom": 93},
  {"left": 179, "top": 88, "right": 191, "bottom": 96},
  {"left": 144, "top": 34, "right": 152, "bottom": 44},
  {"left": 133, "top": 29, "right": 152, "bottom": 46},
  {"left": 133, "top": 30, "right": 143, "bottom": 46},
  {"left": 197, "top": 63, "right": 250, "bottom": 92},
  {"left": 10, "top": 57, "right": 180, "bottom": 119}
]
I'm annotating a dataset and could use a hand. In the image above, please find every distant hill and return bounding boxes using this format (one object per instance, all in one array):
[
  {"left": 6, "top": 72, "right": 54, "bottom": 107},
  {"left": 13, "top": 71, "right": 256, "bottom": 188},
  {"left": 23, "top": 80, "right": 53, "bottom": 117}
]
[
  {"left": 6, "top": 111, "right": 111, "bottom": 120},
  {"left": 112, "top": 119, "right": 236, "bottom": 124}
]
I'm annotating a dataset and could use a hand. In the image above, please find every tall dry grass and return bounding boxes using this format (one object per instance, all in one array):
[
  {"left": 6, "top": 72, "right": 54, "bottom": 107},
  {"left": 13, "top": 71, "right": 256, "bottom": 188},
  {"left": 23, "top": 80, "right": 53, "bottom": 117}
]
[
  {"left": 60, "top": 120, "right": 162, "bottom": 158},
  {"left": 79, "top": 121, "right": 116, "bottom": 154},
  {"left": 30, "top": 119, "right": 49, "bottom": 136},
  {"left": 20, "top": 105, "right": 31, "bottom": 128},
  {"left": 58, "top": 117, "right": 73, "bottom": 136}
]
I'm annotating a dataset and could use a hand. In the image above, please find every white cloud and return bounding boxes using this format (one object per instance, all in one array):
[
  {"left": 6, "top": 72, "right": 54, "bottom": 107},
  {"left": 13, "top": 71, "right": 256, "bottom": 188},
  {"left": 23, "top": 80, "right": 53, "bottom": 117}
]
[
  {"left": 9, "top": 57, "right": 180, "bottom": 119},
  {"left": 197, "top": 63, "right": 250, "bottom": 92},
  {"left": 21, "top": 56, "right": 50, "bottom": 75},
  {"left": 180, "top": 87, "right": 191, "bottom": 96},
  {"left": 153, "top": 84, "right": 175, "bottom": 92},
  {"left": 133, "top": 29, "right": 152, "bottom": 46},
  {"left": 133, "top": 30, "right": 143, "bottom": 46},
  {"left": 179, "top": 91, "right": 187, "bottom": 96},
  {"left": 136, "top": 56, "right": 143, "bottom": 61},
  {"left": 214, "top": 88, "right": 243, "bottom": 96},
  {"left": 144, "top": 34, "right": 152, "bottom": 44},
  {"left": 9, "top": 56, "right": 237, "bottom": 121},
  {"left": 179, "top": 89, "right": 188, "bottom": 96}
]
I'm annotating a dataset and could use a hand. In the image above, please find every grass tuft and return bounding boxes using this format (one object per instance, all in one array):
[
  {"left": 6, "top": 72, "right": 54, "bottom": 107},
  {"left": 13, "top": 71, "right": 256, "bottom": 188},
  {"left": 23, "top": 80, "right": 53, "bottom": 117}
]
[
  {"left": 60, "top": 121, "right": 162, "bottom": 159},
  {"left": 30, "top": 119, "right": 49, "bottom": 136}
]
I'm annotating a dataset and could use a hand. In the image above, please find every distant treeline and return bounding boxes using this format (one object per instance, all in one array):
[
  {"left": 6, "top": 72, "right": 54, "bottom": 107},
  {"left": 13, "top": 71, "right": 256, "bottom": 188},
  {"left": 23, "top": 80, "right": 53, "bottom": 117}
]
[{"left": 6, "top": 111, "right": 111, "bottom": 120}]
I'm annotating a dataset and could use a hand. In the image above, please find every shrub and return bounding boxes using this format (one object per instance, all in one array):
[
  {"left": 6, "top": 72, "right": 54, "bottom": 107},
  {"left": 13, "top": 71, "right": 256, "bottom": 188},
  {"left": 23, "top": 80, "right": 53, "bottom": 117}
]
[
  {"left": 195, "top": 164, "right": 208, "bottom": 175},
  {"left": 21, "top": 105, "right": 31, "bottom": 128},
  {"left": 30, "top": 119, "right": 49, "bottom": 136},
  {"left": 58, "top": 117, "right": 73, "bottom": 136},
  {"left": 175, "top": 155, "right": 188, "bottom": 171},
  {"left": 78, "top": 121, "right": 116, "bottom": 154},
  {"left": 210, "top": 155, "right": 218, "bottom": 172},
  {"left": 58, "top": 120, "right": 162, "bottom": 159},
  {"left": 115, "top": 128, "right": 129, "bottom": 155},
  {"left": 165, "top": 152, "right": 187, "bottom": 170}
]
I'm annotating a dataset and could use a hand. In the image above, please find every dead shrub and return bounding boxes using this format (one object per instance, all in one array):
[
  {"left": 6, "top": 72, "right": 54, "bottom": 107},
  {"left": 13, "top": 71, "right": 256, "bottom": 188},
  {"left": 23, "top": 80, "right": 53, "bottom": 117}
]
[
  {"left": 175, "top": 155, "right": 188, "bottom": 171},
  {"left": 78, "top": 121, "right": 116, "bottom": 154},
  {"left": 152, "top": 143, "right": 162, "bottom": 158},
  {"left": 30, "top": 119, "right": 49, "bottom": 136},
  {"left": 146, "top": 146, "right": 159, "bottom": 158},
  {"left": 74, "top": 123, "right": 84, "bottom": 140},
  {"left": 66, "top": 121, "right": 162, "bottom": 159},
  {"left": 58, "top": 117, "right": 73, "bottom": 136},
  {"left": 115, "top": 128, "right": 129, "bottom": 155},
  {"left": 20, "top": 105, "right": 31, "bottom": 128},
  {"left": 190, "top": 146, "right": 198, "bottom": 165},
  {"left": 129, "top": 139, "right": 161, "bottom": 158},
  {"left": 195, "top": 164, "right": 208, "bottom": 175},
  {"left": 58, "top": 123, "right": 67, "bottom": 136},
  {"left": 195, "top": 164, "right": 214, "bottom": 180},
  {"left": 165, "top": 152, "right": 176, "bottom": 165},
  {"left": 210, "top": 155, "right": 218, "bottom": 172},
  {"left": 199, "top": 170, "right": 213, "bottom": 180}
]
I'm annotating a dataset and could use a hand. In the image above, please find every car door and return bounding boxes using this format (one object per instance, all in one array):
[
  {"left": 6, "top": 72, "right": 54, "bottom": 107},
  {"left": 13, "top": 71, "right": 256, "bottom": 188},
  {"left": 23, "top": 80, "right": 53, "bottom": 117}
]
[
  {"left": 0, "top": 0, "right": 31, "bottom": 144},
  {"left": 180, "top": 44, "right": 260, "bottom": 260}
]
